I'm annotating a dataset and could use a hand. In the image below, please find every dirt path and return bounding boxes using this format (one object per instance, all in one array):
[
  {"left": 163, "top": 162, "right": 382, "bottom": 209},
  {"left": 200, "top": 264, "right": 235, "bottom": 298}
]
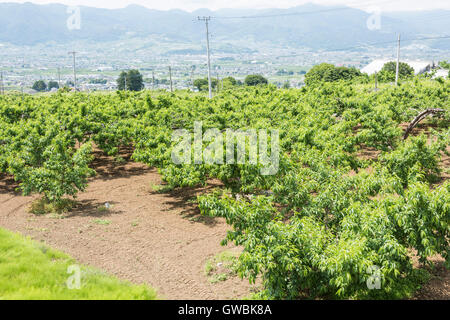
[{"left": 0, "top": 152, "right": 257, "bottom": 300}]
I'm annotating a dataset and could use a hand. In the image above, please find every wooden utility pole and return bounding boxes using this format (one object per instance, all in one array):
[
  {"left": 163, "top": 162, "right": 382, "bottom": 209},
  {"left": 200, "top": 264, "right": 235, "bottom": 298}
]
[
  {"left": 169, "top": 66, "right": 173, "bottom": 92},
  {"left": 190, "top": 65, "right": 195, "bottom": 91},
  {"left": 0, "top": 71, "right": 4, "bottom": 95},
  {"left": 57, "top": 67, "right": 61, "bottom": 88},
  {"left": 375, "top": 72, "right": 378, "bottom": 91},
  {"left": 395, "top": 34, "right": 401, "bottom": 86},
  {"left": 152, "top": 70, "right": 155, "bottom": 90},
  {"left": 198, "top": 16, "right": 212, "bottom": 99},
  {"left": 215, "top": 69, "right": 220, "bottom": 94},
  {"left": 68, "top": 51, "right": 77, "bottom": 90}
]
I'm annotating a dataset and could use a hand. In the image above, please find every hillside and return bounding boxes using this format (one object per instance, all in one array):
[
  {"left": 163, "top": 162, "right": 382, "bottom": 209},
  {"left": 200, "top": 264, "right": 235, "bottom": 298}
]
[{"left": 0, "top": 3, "right": 449, "bottom": 50}]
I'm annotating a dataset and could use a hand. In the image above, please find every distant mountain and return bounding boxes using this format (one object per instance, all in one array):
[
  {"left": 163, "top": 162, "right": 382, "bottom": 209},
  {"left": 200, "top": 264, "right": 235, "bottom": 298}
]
[{"left": 0, "top": 2, "right": 448, "bottom": 50}]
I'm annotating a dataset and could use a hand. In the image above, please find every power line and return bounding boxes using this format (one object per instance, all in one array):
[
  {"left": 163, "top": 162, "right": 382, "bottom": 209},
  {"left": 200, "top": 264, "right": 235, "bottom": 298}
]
[
  {"left": 335, "top": 35, "right": 450, "bottom": 52},
  {"left": 277, "top": 35, "right": 450, "bottom": 58}
]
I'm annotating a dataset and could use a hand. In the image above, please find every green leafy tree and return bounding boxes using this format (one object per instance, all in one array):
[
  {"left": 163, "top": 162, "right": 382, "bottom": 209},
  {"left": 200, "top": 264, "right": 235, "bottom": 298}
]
[
  {"left": 193, "top": 78, "right": 218, "bottom": 91},
  {"left": 305, "top": 63, "right": 338, "bottom": 85},
  {"left": 193, "top": 78, "right": 208, "bottom": 91},
  {"left": 117, "top": 69, "right": 144, "bottom": 91},
  {"left": 439, "top": 61, "right": 450, "bottom": 69},
  {"left": 32, "top": 80, "right": 47, "bottom": 92},
  {"left": 8, "top": 131, "right": 95, "bottom": 204},
  {"left": 282, "top": 81, "right": 291, "bottom": 89},
  {"left": 378, "top": 61, "right": 414, "bottom": 82},
  {"left": 48, "top": 81, "right": 59, "bottom": 90},
  {"left": 244, "top": 74, "right": 268, "bottom": 86},
  {"left": 222, "top": 76, "right": 238, "bottom": 89},
  {"left": 305, "top": 63, "right": 363, "bottom": 85}
]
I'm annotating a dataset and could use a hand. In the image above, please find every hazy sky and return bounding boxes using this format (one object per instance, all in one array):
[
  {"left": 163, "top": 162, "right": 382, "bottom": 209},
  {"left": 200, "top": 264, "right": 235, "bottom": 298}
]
[{"left": 3, "top": 0, "right": 450, "bottom": 12}]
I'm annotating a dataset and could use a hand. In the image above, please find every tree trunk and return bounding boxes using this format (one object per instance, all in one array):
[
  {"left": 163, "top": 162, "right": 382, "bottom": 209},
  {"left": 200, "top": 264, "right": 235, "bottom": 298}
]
[{"left": 403, "top": 109, "right": 445, "bottom": 140}]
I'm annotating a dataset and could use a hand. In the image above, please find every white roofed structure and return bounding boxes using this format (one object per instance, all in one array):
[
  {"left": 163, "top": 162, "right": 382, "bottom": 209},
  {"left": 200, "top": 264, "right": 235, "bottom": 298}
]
[
  {"left": 432, "top": 69, "right": 449, "bottom": 79},
  {"left": 361, "top": 59, "right": 433, "bottom": 75}
]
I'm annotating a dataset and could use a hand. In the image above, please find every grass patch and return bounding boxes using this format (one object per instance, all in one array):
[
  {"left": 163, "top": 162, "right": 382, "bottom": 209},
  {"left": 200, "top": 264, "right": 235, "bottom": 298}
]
[
  {"left": 204, "top": 250, "right": 238, "bottom": 284},
  {"left": 29, "top": 198, "right": 75, "bottom": 215},
  {"left": 93, "top": 219, "right": 111, "bottom": 225},
  {"left": 0, "top": 228, "right": 157, "bottom": 300},
  {"left": 150, "top": 183, "right": 174, "bottom": 193}
]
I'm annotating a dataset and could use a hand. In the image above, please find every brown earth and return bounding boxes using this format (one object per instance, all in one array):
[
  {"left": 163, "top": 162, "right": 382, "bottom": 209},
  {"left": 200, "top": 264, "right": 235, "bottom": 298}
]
[
  {"left": 0, "top": 150, "right": 258, "bottom": 300},
  {"left": 412, "top": 255, "right": 449, "bottom": 300},
  {"left": 0, "top": 149, "right": 448, "bottom": 300}
]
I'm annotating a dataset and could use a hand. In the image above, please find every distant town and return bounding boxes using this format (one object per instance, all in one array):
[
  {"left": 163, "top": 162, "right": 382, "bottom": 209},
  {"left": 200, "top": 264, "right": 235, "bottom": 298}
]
[{"left": 1, "top": 39, "right": 448, "bottom": 94}]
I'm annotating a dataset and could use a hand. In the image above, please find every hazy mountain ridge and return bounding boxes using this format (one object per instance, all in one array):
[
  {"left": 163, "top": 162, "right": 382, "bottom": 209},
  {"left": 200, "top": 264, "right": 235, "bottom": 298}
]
[{"left": 0, "top": 2, "right": 448, "bottom": 50}]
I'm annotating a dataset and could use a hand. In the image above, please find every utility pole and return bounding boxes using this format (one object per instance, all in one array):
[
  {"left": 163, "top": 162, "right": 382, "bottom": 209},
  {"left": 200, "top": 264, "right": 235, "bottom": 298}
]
[
  {"left": 190, "top": 65, "right": 195, "bottom": 91},
  {"left": 395, "top": 34, "right": 401, "bottom": 86},
  {"left": 169, "top": 66, "right": 173, "bottom": 92},
  {"left": 374, "top": 72, "right": 378, "bottom": 91},
  {"left": 57, "top": 67, "right": 61, "bottom": 88},
  {"left": 215, "top": 68, "right": 220, "bottom": 94},
  {"left": 68, "top": 51, "right": 77, "bottom": 90},
  {"left": 198, "top": 16, "right": 212, "bottom": 99},
  {"left": 0, "top": 71, "right": 4, "bottom": 95},
  {"left": 21, "top": 57, "right": 25, "bottom": 97},
  {"left": 152, "top": 70, "right": 155, "bottom": 90},
  {"left": 124, "top": 75, "right": 127, "bottom": 91}
]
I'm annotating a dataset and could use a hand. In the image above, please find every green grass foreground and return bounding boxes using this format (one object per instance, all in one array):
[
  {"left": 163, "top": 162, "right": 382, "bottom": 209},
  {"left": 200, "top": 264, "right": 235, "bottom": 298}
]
[{"left": 0, "top": 228, "right": 157, "bottom": 300}]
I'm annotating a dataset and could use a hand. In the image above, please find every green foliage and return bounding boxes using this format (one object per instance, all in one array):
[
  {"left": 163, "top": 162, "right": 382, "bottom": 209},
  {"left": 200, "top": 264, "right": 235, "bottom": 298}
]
[
  {"left": 0, "top": 78, "right": 448, "bottom": 299},
  {"left": 204, "top": 250, "right": 238, "bottom": 284},
  {"left": 0, "top": 228, "right": 157, "bottom": 299},
  {"left": 58, "top": 86, "right": 72, "bottom": 93},
  {"left": 29, "top": 198, "right": 75, "bottom": 215},
  {"left": 117, "top": 69, "right": 144, "bottom": 91},
  {"left": 378, "top": 62, "right": 415, "bottom": 83},
  {"left": 222, "top": 76, "right": 238, "bottom": 89},
  {"left": 7, "top": 130, "right": 95, "bottom": 204},
  {"left": 439, "top": 61, "right": 450, "bottom": 70},
  {"left": 305, "top": 63, "right": 364, "bottom": 86},
  {"left": 244, "top": 74, "right": 268, "bottom": 86},
  {"left": 194, "top": 78, "right": 219, "bottom": 91},
  {"left": 32, "top": 80, "right": 47, "bottom": 92},
  {"left": 48, "top": 81, "right": 59, "bottom": 90},
  {"left": 380, "top": 135, "right": 445, "bottom": 187},
  {"left": 89, "top": 79, "right": 108, "bottom": 84}
]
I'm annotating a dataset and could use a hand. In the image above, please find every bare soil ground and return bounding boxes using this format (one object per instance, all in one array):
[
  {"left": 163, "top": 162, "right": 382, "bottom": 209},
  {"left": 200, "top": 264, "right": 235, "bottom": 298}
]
[
  {"left": 412, "top": 256, "right": 449, "bottom": 300},
  {"left": 0, "top": 150, "right": 258, "bottom": 300},
  {"left": 0, "top": 148, "right": 447, "bottom": 300}
]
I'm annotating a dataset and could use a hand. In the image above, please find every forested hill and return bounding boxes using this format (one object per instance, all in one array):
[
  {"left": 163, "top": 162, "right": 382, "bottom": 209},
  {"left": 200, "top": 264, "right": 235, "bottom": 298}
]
[{"left": 0, "top": 2, "right": 449, "bottom": 50}]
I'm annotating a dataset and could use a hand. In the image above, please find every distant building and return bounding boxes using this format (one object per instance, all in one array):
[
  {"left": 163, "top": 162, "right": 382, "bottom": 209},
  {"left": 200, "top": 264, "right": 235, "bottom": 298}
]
[
  {"left": 361, "top": 59, "right": 433, "bottom": 75},
  {"left": 432, "top": 69, "right": 449, "bottom": 79}
]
